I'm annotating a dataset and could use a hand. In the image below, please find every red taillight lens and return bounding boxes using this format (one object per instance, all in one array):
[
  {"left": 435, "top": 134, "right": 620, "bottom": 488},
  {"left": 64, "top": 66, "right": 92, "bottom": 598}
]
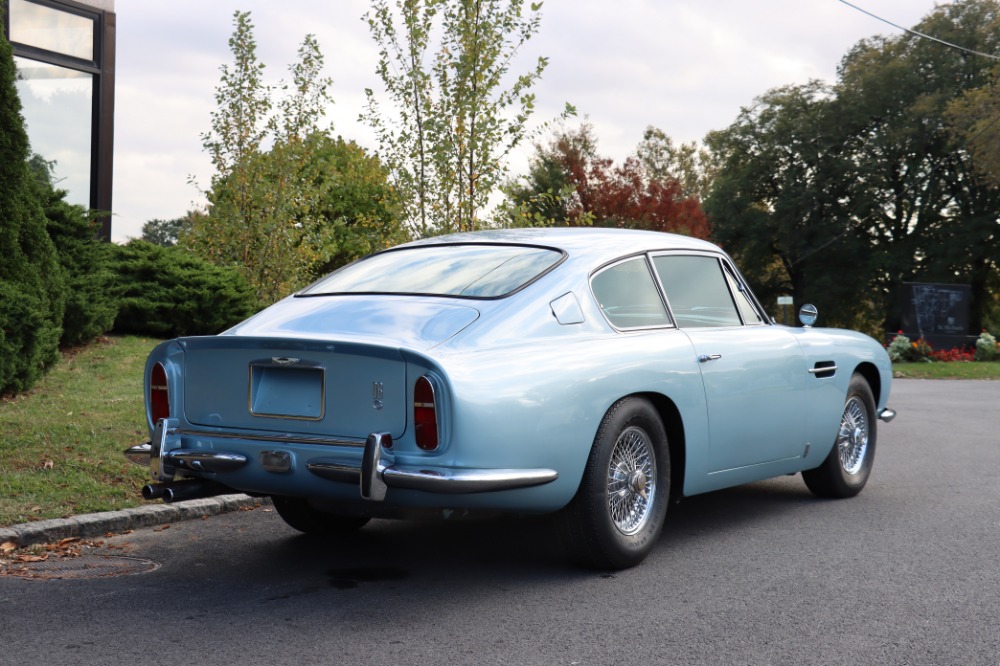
[
  {"left": 414, "top": 376, "right": 438, "bottom": 451},
  {"left": 150, "top": 363, "right": 170, "bottom": 423}
]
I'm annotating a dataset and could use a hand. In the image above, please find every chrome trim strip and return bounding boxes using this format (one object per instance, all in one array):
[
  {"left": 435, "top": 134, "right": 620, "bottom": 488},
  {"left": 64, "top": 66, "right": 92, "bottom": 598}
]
[
  {"left": 165, "top": 449, "right": 248, "bottom": 473},
  {"left": 174, "top": 428, "right": 366, "bottom": 448},
  {"left": 383, "top": 466, "right": 559, "bottom": 494},
  {"left": 808, "top": 365, "right": 838, "bottom": 374},
  {"left": 879, "top": 408, "right": 897, "bottom": 423},
  {"left": 307, "top": 455, "right": 559, "bottom": 496}
]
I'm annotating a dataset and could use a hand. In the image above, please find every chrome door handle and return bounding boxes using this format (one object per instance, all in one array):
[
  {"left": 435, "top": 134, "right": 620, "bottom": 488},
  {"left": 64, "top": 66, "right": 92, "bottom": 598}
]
[{"left": 698, "top": 354, "right": 722, "bottom": 363}]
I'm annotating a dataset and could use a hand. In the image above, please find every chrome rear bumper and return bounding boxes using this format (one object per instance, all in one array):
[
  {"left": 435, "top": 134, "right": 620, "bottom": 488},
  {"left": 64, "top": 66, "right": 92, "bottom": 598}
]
[
  {"left": 125, "top": 429, "right": 558, "bottom": 502},
  {"left": 879, "top": 407, "right": 897, "bottom": 423}
]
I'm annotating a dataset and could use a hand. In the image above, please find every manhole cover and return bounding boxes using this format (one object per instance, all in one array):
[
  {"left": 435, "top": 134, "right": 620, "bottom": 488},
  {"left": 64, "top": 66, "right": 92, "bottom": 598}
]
[{"left": 1, "top": 555, "right": 160, "bottom": 580}]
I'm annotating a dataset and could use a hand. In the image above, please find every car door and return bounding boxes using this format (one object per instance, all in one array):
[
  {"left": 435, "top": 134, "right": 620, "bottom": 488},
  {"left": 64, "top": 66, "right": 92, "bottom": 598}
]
[{"left": 651, "top": 253, "right": 810, "bottom": 476}]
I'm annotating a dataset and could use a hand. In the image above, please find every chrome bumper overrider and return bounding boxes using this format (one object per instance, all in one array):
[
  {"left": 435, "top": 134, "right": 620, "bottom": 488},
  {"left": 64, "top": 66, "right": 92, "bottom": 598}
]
[
  {"left": 879, "top": 408, "right": 897, "bottom": 423},
  {"left": 124, "top": 426, "right": 558, "bottom": 502}
]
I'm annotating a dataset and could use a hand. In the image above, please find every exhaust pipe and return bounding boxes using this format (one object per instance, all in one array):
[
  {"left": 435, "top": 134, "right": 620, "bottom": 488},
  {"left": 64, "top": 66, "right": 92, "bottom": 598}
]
[{"left": 142, "top": 480, "right": 230, "bottom": 503}]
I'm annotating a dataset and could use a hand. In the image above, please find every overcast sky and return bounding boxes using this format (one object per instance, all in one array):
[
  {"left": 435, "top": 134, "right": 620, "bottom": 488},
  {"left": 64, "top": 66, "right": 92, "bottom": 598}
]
[{"left": 110, "top": 0, "right": 949, "bottom": 242}]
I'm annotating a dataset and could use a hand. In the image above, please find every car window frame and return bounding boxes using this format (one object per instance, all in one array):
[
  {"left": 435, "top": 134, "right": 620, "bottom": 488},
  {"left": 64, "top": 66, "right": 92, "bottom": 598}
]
[
  {"left": 589, "top": 253, "right": 676, "bottom": 332},
  {"left": 294, "top": 242, "right": 568, "bottom": 301},
  {"left": 648, "top": 251, "right": 772, "bottom": 329}
]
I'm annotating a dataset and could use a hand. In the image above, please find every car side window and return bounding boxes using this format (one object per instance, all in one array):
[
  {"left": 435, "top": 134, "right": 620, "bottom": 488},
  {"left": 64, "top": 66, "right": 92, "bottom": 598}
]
[
  {"left": 723, "top": 265, "right": 765, "bottom": 325},
  {"left": 591, "top": 257, "right": 672, "bottom": 329},
  {"left": 652, "top": 255, "right": 742, "bottom": 328}
]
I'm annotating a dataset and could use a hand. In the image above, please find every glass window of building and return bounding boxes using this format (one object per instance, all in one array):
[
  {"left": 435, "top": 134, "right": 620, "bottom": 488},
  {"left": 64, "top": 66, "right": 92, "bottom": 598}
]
[{"left": 5, "top": 0, "right": 115, "bottom": 239}]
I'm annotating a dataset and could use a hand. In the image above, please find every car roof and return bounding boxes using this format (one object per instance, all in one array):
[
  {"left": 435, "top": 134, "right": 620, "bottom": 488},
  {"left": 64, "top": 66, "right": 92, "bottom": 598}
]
[{"left": 401, "top": 227, "right": 723, "bottom": 265}]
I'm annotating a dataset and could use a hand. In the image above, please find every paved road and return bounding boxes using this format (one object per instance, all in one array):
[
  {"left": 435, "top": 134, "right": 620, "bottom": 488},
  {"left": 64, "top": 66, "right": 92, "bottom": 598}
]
[{"left": 2, "top": 379, "right": 999, "bottom": 666}]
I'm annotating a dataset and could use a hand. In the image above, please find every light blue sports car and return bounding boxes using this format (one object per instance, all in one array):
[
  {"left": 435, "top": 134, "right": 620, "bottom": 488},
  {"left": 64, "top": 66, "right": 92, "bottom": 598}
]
[{"left": 126, "top": 228, "right": 895, "bottom": 569}]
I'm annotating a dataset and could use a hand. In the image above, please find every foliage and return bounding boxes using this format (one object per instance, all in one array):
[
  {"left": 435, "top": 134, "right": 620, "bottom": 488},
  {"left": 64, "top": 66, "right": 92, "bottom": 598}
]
[
  {"left": 508, "top": 123, "right": 711, "bottom": 237},
  {"left": 187, "top": 11, "right": 335, "bottom": 305},
  {"left": 0, "top": 336, "right": 155, "bottom": 525},
  {"left": 141, "top": 213, "right": 199, "bottom": 247},
  {"left": 0, "top": 30, "right": 65, "bottom": 396},
  {"left": 975, "top": 330, "right": 999, "bottom": 361},
  {"left": 302, "top": 135, "right": 408, "bottom": 277},
  {"left": 110, "top": 241, "right": 257, "bottom": 338},
  {"left": 704, "top": 82, "right": 872, "bottom": 329},
  {"left": 635, "top": 126, "right": 717, "bottom": 202},
  {"left": 892, "top": 361, "right": 1000, "bottom": 379},
  {"left": 28, "top": 157, "right": 118, "bottom": 348},
  {"left": 706, "top": 0, "right": 1000, "bottom": 333},
  {"left": 363, "top": 0, "right": 574, "bottom": 236},
  {"left": 833, "top": 0, "right": 1000, "bottom": 333}
]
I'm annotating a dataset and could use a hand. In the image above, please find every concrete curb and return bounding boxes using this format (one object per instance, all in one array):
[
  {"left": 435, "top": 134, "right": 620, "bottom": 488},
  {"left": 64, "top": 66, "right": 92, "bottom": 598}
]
[{"left": 0, "top": 494, "right": 267, "bottom": 547}]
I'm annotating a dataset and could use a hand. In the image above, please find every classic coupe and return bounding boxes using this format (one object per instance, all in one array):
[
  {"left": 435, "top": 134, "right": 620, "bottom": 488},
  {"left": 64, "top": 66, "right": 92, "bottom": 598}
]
[{"left": 125, "top": 228, "right": 895, "bottom": 569}]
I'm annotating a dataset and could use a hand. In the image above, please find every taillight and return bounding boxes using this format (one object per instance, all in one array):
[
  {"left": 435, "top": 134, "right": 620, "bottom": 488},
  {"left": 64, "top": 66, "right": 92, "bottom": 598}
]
[
  {"left": 150, "top": 363, "right": 170, "bottom": 423},
  {"left": 414, "top": 376, "right": 439, "bottom": 451}
]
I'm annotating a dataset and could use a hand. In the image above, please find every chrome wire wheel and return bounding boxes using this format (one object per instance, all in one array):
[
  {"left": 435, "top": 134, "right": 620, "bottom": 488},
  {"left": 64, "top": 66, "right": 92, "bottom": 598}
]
[
  {"left": 607, "top": 426, "right": 657, "bottom": 536},
  {"left": 838, "top": 396, "right": 869, "bottom": 476}
]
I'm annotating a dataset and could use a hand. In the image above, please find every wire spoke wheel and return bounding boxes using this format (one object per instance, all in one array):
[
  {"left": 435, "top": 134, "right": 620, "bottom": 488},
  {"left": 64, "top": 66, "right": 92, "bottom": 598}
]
[
  {"left": 607, "top": 426, "right": 657, "bottom": 535},
  {"left": 838, "top": 396, "right": 869, "bottom": 476},
  {"left": 802, "top": 374, "right": 877, "bottom": 499}
]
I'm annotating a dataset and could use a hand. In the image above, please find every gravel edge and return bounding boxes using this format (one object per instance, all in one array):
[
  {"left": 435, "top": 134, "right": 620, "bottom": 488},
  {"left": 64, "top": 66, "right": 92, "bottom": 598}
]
[{"left": 0, "top": 495, "right": 268, "bottom": 547}]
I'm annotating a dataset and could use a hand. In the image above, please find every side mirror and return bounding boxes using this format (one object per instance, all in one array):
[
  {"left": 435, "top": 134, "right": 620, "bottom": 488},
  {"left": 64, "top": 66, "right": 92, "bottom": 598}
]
[{"left": 799, "top": 304, "right": 818, "bottom": 327}]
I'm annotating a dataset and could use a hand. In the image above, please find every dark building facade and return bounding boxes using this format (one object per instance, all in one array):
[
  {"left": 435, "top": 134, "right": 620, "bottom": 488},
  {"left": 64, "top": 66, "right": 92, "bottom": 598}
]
[{"left": 3, "top": 0, "right": 116, "bottom": 240}]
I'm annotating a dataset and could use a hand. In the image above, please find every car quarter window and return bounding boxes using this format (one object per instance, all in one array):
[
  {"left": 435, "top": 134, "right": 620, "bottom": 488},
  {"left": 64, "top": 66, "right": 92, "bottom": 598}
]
[
  {"left": 652, "top": 255, "right": 743, "bottom": 328},
  {"left": 723, "top": 264, "right": 765, "bottom": 325},
  {"left": 591, "top": 257, "right": 672, "bottom": 329}
]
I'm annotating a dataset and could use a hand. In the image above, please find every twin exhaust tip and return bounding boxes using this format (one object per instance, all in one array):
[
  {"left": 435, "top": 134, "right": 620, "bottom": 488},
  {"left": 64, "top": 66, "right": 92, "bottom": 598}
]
[{"left": 141, "top": 479, "right": 230, "bottom": 503}]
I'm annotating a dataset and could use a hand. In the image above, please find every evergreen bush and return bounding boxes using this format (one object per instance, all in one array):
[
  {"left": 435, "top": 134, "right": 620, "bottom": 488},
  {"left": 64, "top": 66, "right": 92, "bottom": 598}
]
[
  {"left": 29, "top": 158, "right": 119, "bottom": 347},
  {"left": 0, "top": 30, "right": 66, "bottom": 395},
  {"left": 110, "top": 241, "right": 257, "bottom": 338}
]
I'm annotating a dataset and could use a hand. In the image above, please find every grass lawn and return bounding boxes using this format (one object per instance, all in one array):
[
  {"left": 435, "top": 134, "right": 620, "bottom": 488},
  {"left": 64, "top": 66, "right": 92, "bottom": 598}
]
[
  {"left": 0, "top": 336, "right": 159, "bottom": 527},
  {"left": 0, "top": 335, "right": 997, "bottom": 527},
  {"left": 892, "top": 361, "right": 1000, "bottom": 380}
]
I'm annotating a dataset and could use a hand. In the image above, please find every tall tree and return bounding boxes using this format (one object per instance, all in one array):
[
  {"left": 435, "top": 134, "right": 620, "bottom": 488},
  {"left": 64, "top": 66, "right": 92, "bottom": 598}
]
[
  {"left": 0, "top": 28, "right": 65, "bottom": 395},
  {"left": 509, "top": 124, "right": 711, "bottom": 238},
  {"left": 636, "top": 126, "right": 717, "bottom": 202},
  {"left": 834, "top": 0, "right": 1000, "bottom": 331},
  {"left": 704, "top": 82, "right": 871, "bottom": 328},
  {"left": 364, "top": 0, "right": 573, "bottom": 237},
  {"left": 188, "top": 11, "right": 334, "bottom": 305}
]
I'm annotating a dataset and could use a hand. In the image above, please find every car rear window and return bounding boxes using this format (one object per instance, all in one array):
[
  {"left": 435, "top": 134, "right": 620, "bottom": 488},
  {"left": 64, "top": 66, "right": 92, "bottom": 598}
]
[{"left": 300, "top": 244, "right": 564, "bottom": 298}]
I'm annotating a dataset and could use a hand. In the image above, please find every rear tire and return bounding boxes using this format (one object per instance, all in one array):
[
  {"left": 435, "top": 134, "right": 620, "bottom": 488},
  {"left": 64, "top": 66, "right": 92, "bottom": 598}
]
[
  {"left": 803, "top": 373, "right": 877, "bottom": 498},
  {"left": 271, "top": 496, "right": 370, "bottom": 535},
  {"left": 563, "top": 397, "right": 670, "bottom": 570}
]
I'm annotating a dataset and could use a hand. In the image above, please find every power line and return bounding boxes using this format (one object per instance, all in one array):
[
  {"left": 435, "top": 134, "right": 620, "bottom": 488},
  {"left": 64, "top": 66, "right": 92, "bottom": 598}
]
[{"left": 837, "top": 0, "right": 1000, "bottom": 61}]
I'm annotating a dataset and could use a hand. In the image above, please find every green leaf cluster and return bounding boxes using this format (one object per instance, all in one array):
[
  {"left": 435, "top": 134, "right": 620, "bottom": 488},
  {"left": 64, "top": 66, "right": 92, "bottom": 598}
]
[
  {"left": 189, "top": 11, "right": 404, "bottom": 306},
  {"left": 110, "top": 241, "right": 257, "bottom": 338},
  {"left": 363, "top": 0, "right": 573, "bottom": 237},
  {"left": 0, "top": 29, "right": 65, "bottom": 395}
]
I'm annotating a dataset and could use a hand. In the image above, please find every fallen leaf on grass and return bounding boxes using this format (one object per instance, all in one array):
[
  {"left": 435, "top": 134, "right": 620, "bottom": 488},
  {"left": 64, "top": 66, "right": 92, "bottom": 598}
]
[{"left": 1, "top": 542, "right": 17, "bottom": 554}]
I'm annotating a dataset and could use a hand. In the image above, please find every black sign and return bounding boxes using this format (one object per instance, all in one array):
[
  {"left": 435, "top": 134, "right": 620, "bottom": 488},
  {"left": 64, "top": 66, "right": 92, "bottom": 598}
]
[{"left": 899, "top": 282, "right": 972, "bottom": 348}]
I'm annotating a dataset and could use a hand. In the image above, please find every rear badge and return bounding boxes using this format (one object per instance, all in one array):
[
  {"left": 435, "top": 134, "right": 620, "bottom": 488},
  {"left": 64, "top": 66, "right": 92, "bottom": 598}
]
[
  {"left": 372, "top": 382, "right": 384, "bottom": 411},
  {"left": 271, "top": 357, "right": 300, "bottom": 366}
]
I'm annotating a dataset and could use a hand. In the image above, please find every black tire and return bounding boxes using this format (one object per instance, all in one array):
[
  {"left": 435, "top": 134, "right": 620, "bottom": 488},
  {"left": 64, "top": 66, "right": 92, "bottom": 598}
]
[
  {"left": 271, "top": 496, "right": 371, "bottom": 535},
  {"left": 563, "top": 397, "right": 670, "bottom": 570},
  {"left": 802, "top": 373, "right": 877, "bottom": 498}
]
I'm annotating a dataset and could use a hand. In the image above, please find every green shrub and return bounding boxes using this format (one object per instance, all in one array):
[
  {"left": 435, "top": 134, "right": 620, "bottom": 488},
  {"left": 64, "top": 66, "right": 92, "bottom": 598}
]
[
  {"left": 110, "top": 241, "right": 257, "bottom": 338},
  {"left": 30, "top": 158, "right": 119, "bottom": 347},
  {"left": 887, "top": 332, "right": 933, "bottom": 363},
  {"left": 975, "top": 330, "right": 999, "bottom": 362},
  {"left": 0, "top": 32, "right": 66, "bottom": 395}
]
